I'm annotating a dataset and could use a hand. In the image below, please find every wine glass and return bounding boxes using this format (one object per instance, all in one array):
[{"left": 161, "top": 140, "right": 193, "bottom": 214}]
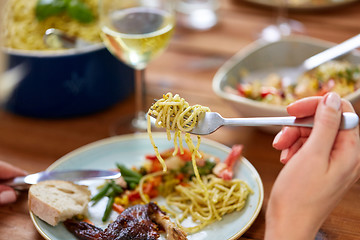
[
  {"left": 260, "top": 0, "right": 305, "bottom": 42},
  {"left": 99, "top": 0, "right": 175, "bottom": 135}
]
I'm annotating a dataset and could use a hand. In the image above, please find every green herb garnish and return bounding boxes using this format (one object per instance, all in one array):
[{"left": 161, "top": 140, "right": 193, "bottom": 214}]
[{"left": 35, "top": 0, "right": 94, "bottom": 23}]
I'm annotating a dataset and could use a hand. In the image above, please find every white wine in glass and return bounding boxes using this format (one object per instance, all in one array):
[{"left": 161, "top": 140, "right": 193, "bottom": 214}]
[{"left": 99, "top": 0, "right": 175, "bottom": 134}]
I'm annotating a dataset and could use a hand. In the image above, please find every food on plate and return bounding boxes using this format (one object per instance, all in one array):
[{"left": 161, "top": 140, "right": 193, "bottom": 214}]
[
  {"left": 28, "top": 180, "right": 91, "bottom": 226},
  {"left": 146, "top": 93, "right": 252, "bottom": 232},
  {"left": 230, "top": 60, "right": 360, "bottom": 105},
  {"left": 64, "top": 202, "right": 187, "bottom": 240},
  {"left": 154, "top": 145, "right": 251, "bottom": 233},
  {"left": 84, "top": 145, "right": 251, "bottom": 235},
  {"left": 165, "top": 171, "right": 251, "bottom": 232},
  {"left": 3, "top": 0, "right": 101, "bottom": 50}
]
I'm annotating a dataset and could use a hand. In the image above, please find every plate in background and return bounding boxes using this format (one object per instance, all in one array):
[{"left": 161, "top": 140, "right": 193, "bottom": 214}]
[{"left": 243, "top": 0, "right": 358, "bottom": 10}]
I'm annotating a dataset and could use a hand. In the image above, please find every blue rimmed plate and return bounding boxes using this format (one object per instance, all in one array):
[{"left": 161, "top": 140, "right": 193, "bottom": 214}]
[{"left": 30, "top": 132, "right": 264, "bottom": 240}]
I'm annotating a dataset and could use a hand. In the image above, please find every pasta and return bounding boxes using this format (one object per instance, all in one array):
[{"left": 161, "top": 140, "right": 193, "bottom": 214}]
[
  {"left": 2, "top": 0, "right": 101, "bottom": 50},
  {"left": 147, "top": 92, "right": 210, "bottom": 173},
  {"left": 165, "top": 175, "right": 252, "bottom": 233},
  {"left": 146, "top": 92, "right": 252, "bottom": 233}
]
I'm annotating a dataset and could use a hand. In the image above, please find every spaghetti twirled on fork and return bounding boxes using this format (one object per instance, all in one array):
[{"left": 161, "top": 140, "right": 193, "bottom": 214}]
[{"left": 147, "top": 92, "right": 210, "bottom": 172}]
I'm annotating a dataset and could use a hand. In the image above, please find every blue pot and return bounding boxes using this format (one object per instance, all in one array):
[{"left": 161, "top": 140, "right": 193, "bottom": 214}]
[{"left": 4, "top": 44, "right": 134, "bottom": 118}]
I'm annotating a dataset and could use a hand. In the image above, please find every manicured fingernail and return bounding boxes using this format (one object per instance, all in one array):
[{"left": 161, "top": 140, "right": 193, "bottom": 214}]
[
  {"left": 280, "top": 149, "right": 289, "bottom": 163},
  {"left": 273, "top": 130, "right": 283, "bottom": 145},
  {"left": 325, "top": 92, "right": 341, "bottom": 111},
  {"left": 0, "top": 190, "right": 17, "bottom": 205}
]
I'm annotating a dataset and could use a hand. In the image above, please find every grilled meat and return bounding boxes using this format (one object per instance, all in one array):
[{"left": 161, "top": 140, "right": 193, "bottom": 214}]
[
  {"left": 64, "top": 219, "right": 103, "bottom": 240},
  {"left": 64, "top": 202, "right": 187, "bottom": 240},
  {"left": 102, "top": 203, "right": 160, "bottom": 240},
  {"left": 148, "top": 203, "right": 187, "bottom": 240}
]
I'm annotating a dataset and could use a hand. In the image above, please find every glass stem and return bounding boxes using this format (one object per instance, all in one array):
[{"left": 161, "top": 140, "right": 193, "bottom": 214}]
[
  {"left": 276, "top": 0, "right": 287, "bottom": 25},
  {"left": 276, "top": 0, "right": 291, "bottom": 36},
  {"left": 135, "top": 68, "right": 146, "bottom": 119}
]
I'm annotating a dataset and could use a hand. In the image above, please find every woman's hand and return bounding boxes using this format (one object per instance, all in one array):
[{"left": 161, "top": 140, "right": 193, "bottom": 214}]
[
  {"left": 0, "top": 161, "right": 27, "bottom": 205},
  {"left": 265, "top": 92, "right": 360, "bottom": 240}
]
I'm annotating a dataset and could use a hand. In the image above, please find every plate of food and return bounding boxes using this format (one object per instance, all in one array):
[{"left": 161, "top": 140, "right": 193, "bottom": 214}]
[
  {"left": 243, "top": 0, "right": 358, "bottom": 11},
  {"left": 30, "top": 132, "right": 264, "bottom": 240}
]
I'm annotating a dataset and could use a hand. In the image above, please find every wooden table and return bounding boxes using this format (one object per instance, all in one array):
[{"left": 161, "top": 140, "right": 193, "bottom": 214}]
[{"left": 1, "top": 0, "right": 360, "bottom": 239}]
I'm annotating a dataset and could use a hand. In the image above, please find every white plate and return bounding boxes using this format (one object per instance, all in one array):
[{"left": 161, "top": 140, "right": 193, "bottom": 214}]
[
  {"left": 30, "top": 132, "right": 264, "bottom": 240},
  {"left": 244, "top": 0, "right": 358, "bottom": 10}
]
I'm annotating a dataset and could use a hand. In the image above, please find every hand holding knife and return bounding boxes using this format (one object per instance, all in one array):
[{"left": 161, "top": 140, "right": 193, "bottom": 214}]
[{"left": 1, "top": 169, "right": 121, "bottom": 190}]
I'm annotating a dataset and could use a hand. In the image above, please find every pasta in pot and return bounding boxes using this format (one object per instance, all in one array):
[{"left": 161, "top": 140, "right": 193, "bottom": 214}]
[{"left": 2, "top": 0, "right": 101, "bottom": 50}]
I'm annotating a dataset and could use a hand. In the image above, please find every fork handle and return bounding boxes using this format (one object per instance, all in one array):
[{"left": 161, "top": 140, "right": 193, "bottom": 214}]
[{"left": 223, "top": 112, "right": 358, "bottom": 130}]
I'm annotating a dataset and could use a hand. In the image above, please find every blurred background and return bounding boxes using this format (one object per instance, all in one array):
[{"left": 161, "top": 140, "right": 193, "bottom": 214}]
[{"left": 0, "top": 0, "right": 359, "bottom": 239}]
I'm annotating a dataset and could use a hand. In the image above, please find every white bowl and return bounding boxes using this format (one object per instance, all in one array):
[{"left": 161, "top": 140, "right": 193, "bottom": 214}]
[{"left": 212, "top": 35, "right": 360, "bottom": 133}]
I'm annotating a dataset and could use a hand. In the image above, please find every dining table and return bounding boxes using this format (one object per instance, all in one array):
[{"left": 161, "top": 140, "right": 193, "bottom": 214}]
[{"left": 1, "top": 0, "right": 360, "bottom": 239}]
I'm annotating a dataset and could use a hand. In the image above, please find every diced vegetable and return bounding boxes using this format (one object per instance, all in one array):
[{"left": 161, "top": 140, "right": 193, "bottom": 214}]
[
  {"left": 146, "top": 148, "right": 192, "bottom": 162},
  {"left": 82, "top": 218, "right": 94, "bottom": 225},
  {"left": 115, "top": 195, "right": 129, "bottom": 207},
  {"left": 112, "top": 203, "right": 125, "bottom": 214},
  {"left": 181, "top": 160, "right": 216, "bottom": 178},
  {"left": 127, "top": 191, "right": 141, "bottom": 201},
  {"left": 142, "top": 182, "right": 159, "bottom": 199}
]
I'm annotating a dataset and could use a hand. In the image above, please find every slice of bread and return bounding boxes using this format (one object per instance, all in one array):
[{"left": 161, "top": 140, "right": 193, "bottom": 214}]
[{"left": 28, "top": 180, "right": 91, "bottom": 226}]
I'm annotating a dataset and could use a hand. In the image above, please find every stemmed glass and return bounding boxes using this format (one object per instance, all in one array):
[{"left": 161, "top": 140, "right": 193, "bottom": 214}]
[
  {"left": 260, "top": 0, "right": 305, "bottom": 42},
  {"left": 99, "top": 0, "right": 175, "bottom": 135}
]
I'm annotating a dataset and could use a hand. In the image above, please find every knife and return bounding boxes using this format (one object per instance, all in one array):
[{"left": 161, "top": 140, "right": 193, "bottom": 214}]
[{"left": 1, "top": 170, "right": 121, "bottom": 190}]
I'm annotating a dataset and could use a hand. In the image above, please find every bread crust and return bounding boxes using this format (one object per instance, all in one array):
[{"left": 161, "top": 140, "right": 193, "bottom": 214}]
[{"left": 28, "top": 180, "right": 91, "bottom": 226}]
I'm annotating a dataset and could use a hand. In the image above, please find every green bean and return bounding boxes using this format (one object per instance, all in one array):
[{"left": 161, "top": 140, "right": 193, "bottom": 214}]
[
  {"left": 92, "top": 181, "right": 124, "bottom": 221},
  {"left": 123, "top": 176, "right": 140, "bottom": 184},
  {"left": 110, "top": 181, "right": 124, "bottom": 194},
  {"left": 128, "top": 182, "right": 137, "bottom": 190},
  {"left": 102, "top": 194, "right": 115, "bottom": 222},
  {"left": 116, "top": 164, "right": 142, "bottom": 180},
  {"left": 91, "top": 182, "right": 111, "bottom": 204}
]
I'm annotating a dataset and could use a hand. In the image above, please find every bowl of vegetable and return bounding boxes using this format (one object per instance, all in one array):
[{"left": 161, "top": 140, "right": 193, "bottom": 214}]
[
  {"left": 212, "top": 35, "right": 360, "bottom": 133},
  {"left": 1, "top": 0, "right": 134, "bottom": 118}
]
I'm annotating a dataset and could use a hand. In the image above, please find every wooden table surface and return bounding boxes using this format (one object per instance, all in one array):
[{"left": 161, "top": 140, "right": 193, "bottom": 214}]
[{"left": 1, "top": 0, "right": 360, "bottom": 239}]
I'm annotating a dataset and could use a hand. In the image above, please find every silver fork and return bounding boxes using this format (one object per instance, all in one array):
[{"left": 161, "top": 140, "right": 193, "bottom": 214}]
[
  {"left": 279, "top": 33, "right": 360, "bottom": 86},
  {"left": 187, "top": 112, "right": 359, "bottom": 135}
]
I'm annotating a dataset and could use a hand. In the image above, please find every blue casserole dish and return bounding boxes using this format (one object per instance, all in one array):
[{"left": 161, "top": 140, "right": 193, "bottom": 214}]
[{"left": 3, "top": 43, "right": 134, "bottom": 118}]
